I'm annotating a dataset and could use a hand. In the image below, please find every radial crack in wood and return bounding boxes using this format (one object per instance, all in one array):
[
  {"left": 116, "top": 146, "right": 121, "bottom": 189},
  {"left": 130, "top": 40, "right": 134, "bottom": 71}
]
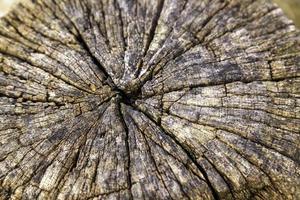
[{"left": 0, "top": 0, "right": 299, "bottom": 199}]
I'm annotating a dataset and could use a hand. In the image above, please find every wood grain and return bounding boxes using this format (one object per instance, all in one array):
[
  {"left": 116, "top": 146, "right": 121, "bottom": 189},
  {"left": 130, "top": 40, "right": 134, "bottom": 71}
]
[{"left": 0, "top": 0, "right": 299, "bottom": 199}]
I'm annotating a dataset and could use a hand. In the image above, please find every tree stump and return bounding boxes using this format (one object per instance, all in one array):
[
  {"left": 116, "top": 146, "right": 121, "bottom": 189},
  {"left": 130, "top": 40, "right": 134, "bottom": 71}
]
[{"left": 0, "top": 0, "right": 299, "bottom": 199}]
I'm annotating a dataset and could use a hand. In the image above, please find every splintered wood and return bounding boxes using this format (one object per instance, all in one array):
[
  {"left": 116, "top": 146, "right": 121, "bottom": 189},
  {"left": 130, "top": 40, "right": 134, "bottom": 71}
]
[{"left": 0, "top": 0, "right": 299, "bottom": 199}]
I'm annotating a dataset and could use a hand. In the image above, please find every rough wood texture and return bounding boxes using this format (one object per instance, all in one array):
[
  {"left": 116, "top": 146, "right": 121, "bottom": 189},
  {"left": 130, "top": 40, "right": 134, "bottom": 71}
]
[{"left": 0, "top": 0, "right": 299, "bottom": 199}]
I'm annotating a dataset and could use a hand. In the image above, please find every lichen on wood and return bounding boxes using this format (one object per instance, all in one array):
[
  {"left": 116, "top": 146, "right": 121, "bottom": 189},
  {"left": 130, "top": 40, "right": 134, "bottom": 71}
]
[{"left": 0, "top": 0, "right": 299, "bottom": 199}]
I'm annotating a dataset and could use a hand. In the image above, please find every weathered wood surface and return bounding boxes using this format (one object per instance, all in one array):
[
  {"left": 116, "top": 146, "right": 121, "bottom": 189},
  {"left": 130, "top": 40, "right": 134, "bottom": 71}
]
[{"left": 0, "top": 0, "right": 299, "bottom": 199}]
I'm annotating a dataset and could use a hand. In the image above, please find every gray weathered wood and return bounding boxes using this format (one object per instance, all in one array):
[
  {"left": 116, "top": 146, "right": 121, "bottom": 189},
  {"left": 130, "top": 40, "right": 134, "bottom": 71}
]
[{"left": 0, "top": 0, "right": 299, "bottom": 199}]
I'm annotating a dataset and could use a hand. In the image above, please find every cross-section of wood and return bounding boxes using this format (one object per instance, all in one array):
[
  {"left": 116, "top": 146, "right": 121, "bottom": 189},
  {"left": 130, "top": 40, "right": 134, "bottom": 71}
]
[{"left": 0, "top": 0, "right": 299, "bottom": 199}]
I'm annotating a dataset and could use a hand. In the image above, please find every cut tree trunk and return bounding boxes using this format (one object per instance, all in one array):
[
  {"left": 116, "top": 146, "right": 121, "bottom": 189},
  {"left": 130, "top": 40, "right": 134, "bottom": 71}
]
[{"left": 0, "top": 0, "right": 299, "bottom": 199}]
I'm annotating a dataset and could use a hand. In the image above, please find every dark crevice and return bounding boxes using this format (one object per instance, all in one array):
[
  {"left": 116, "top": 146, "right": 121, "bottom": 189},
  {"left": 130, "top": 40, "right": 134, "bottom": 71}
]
[
  {"left": 216, "top": 138, "right": 277, "bottom": 199},
  {"left": 134, "top": 0, "right": 165, "bottom": 78},
  {"left": 68, "top": 149, "right": 81, "bottom": 172},
  {"left": 127, "top": 113, "right": 176, "bottom": 199},
  {"left": 140, "top": 75, "right": 295, "bottom": 99},
  {"left": 90, "top": 108, "right": 110, "bottom": 186},
  {"left": 167, "top": 110, "right": 300, "bottom": 165},
  {"left": 217, "top": 136, "right": 286, "bottom": 199},
  {"left": 1, "top": 0, "right": 299, "bottom": 199},
  {"left": 117, "top": 102, "right": 134, "bottom": 200},
  {"left": 50, "top": 0, "right": 116, "bottom": 89},
  {"left": 3, "top": 15, "right": 99, "bottom": 88},
  {"left": 74, "top": 34, "right": 115, "bottom": 88},
  {"left": 136, "top": 127, "right": 207, "bottom": 184},
  {"left": 45, "top": 0, "right": 115, "bottom": 89},
  {"left": 50, "top": 114, "right": 105, "bottom": 197},
  {"left": 143, "top": 0, "right": 164, "bottom": 57},
  {"left": 0, "top": 45, "right": 95, "bottom": 96},
  {"left": 128, "top": 104, "right": 221, "bottom": 200},
  {"left": 202, "top": 155, "right": 236, "bottom": 199},
  {"left": 268, "top": 60, "right": 274, "bottom": 80},
  {"left": 115, "top": 87, "right": 141, "bottom": 106},
  {"left": 114, "top": 0, "right": 127, "bottom": 53}
]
